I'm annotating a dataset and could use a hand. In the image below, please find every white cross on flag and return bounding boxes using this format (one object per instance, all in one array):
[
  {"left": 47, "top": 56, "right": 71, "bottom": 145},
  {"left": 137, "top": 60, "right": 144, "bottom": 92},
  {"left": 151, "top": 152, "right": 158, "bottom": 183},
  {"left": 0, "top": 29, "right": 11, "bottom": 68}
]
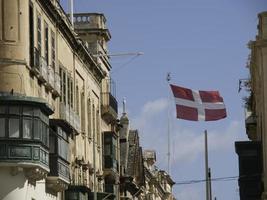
[{"left": 170, "top": 84, "right": 227, "bottom": 121}]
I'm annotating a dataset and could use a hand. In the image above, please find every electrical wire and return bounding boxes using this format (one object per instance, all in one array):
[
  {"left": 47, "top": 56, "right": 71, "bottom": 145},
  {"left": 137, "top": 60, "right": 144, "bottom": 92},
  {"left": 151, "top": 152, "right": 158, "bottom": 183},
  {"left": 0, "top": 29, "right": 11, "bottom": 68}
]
[
  {"left": 174, "top": 174, "right": 260, "bottom": 186},
  {"left": 111, "top": 54, "right": 141, "bottom": 74}
]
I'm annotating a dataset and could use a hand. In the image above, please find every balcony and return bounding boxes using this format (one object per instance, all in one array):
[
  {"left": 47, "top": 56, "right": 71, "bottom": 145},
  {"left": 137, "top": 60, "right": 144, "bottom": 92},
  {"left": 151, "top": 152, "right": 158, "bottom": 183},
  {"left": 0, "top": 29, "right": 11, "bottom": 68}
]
[
  {"left": 38, "top": 57, "right": 48, "bottom": 83},
  {"left": 235, "top": 141, "right": 263, "bottom": 200},
  {"left": 88, "top": 192, "right": 115, "bottom": 200},
  {"left": 59, "top": 103, "right": 81, "bottom": 133},
  {"left": 46, "top": 65, "right": 55, "bottom": 90},
  {"left": 46, "top": 155, "right": 70, "bottom": 192},
  {"left": 46, "top": 126, "right": 70, "bottom": 192},
  {"left": 105, "top": 184, "right": 115, "bottom": 194},
  {"left": 104, "top": 156, "right": 118, "bottom": 172},
  {"left": 101, "top": 79, "right": 118, "bottom": 123},
  {"left": 245, "top": 109, "right": 257, "bottom": 140},
  {"left": 53, "top": 72, "right": 61, "bottom": 96},
  {"left": 103, "top": 131, "right": 119, "bottom": 182},
  {"left": 0, "top": 94, "right": 53, "bottom": 182},
  {"left": 65, "top": 185, "right": 90, "bottom": 200}
]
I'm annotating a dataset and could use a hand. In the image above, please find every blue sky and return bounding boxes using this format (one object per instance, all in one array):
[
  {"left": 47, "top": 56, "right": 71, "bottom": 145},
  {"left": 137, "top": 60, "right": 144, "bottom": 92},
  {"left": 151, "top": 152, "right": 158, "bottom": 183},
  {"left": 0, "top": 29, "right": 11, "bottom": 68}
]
[{"left": 62, "top": 0, "right": 267, "bottom": 199}]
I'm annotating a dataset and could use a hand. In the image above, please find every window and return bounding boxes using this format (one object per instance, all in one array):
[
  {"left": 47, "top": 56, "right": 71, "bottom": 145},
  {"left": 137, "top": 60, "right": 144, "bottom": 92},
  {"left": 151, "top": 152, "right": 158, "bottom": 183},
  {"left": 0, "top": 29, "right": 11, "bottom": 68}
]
[
  {"left": 49, "top": 133, "right": 56, "bottom": 154},
  {"left": 33, "top": 119, "right": 39, "bottom": 139},
  {"left": 9, "top": 106, "right": 20, "bottom": 115},
  {"left": 87, "top": 99, "right": 91, "bottom": 138},
  {"left": 81, "top": 92, "right": 85, "bottom": 132},
  {"left": 9, "top": 118, "right": 20, "bottom": 138},
  {"left": 23, "top": 118, "right": 32, "bottom": 139},
  {"left": 0, "top": 118, "right": 5, "bottom": 137},
  {"left": 63, "top": 71, "right": 66, "bottom": 103},
  {"left": 23, "top": 106, "right": 33, "bottom": 116},
  {"left": 0, "top": 105, "right": 49, "bottom": 146},
  {"left": 70, "top": 79, "right": 73, "bottom": 108},
  {"left": 44, "top": 22, "right": 49, "bottom": 65},
  {"left": 29, "top": 3, "right": 34, "bottom": 67},
  {"left": 92, "top": 105, "right": 95, "bottom": 140},
  {"left": 0, "top": 106, "right": 5, "bottom": 114},
  {"left": 37, "top": 14, "right": 42, "bottom": 54},
  {"left": 76, "top": 85, "right": 79, "bottom": 115},
  {"left": 57, "top": 127, "right": 69, "bottom": 161},
  {"left": 96, "top": 109, "right": 100, "bottom": 146},
  {"left": 104, "top": 134, "right": 117, "bottom": 159},
  {"left": 59, "top": 67, "right": 67, "bottom": 103},
  {"left": 67, "top": 76, "right": 71, "bottom": 106},
  {"left": 59, "top": 68, "right": 63, "bottom": 102},
  {"left": 51, "top": 31, "right": 55, "bottom": 69}
]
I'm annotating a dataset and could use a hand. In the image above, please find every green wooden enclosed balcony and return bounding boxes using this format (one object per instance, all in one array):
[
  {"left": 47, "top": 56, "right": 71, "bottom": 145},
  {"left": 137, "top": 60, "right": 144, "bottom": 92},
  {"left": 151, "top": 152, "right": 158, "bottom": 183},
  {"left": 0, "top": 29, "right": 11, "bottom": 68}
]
[
  {"left": 103, "top": 131, "right": 119, "bottom": 183},
  {"left": 0, "top": 94, "right": 53, "bottom": 182},
  {"left": 46, "top": 126, "right": 70, "bottom": 192}
]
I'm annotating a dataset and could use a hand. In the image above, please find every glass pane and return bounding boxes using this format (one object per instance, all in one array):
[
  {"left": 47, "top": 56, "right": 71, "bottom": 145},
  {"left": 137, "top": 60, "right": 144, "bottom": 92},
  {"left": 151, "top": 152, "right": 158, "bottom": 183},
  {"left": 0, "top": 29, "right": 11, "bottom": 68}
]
[
  {"left": 9, "top": 118, "right": 20, "bottom": 138},
  {"left": 23, "top": 106, "right": 33, "bottom": 116},
  {"left": 46, "top": 126, "right": 49, "bottom": 147},
  {"left": 104, "top": 144, "right": 111, "bottom": 155},
  {"left": 9, "top": 106, "right": 20, "bottom": 115},
  {"left": 49, "top": 135, "right": 55, "bottom": 153},
  {"left": 33, "top": 119, "right": 39, "bottom": 139},
  {"left": 0, "top": 118, "right": 5, "bottom": 137},
  {"left": 0, "top": 106, "right": 6, "bottom": 114},
  {"left": 33, "top": 108, "right": 40, "bottom": 117},
  {"left": 105, "top": 136, "right": 111, "bottom": 143},
  {"left": 23, "top": 119, "right": 32, "bottom": 139},
  {"left": 58, "top": 138, "right": 61, "bottom": 155},
  {"left": 57, "top": 127, "right": 62, "bottom": 137},
  {"left": 42, "top": 123, "right": 46, "bottom": 145}
]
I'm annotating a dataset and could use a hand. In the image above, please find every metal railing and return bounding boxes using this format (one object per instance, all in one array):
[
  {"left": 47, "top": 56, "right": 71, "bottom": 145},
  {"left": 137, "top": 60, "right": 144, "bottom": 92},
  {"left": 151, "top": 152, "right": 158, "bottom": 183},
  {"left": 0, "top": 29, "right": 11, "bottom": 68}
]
[
  {"left": 54, "top": 72, "right": 61, "bottom": 95},
  {"left": 47, "top": 65, "right": 55, "bottom": 88},
  {"left": 59, "top": 102, "right": 81, "bottom": 132},
  {"left": 32, "top": 48, "right": 41, "bottom": 72},
  {"left": 39, "top": 57, "right": 48, "bottom": 82}
]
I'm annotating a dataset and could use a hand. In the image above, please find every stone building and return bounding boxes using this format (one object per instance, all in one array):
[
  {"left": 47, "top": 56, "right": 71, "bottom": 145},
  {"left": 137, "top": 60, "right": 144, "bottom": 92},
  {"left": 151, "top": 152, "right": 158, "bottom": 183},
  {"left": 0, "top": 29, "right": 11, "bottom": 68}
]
[
  {"left": 118, "top": 104, "right": 175, "bottom": 200},
  {"left": 143, "top": 150, "right": 175, "bottom": 200},
  {"left": 235, "top": 11, "right": 267, "bottom": 200},
  {"left": 119, "top": 104, "right": 146, "bottom": 199},
  {"left": 0, "top": 0, "right": 118, "bottom": 199}
]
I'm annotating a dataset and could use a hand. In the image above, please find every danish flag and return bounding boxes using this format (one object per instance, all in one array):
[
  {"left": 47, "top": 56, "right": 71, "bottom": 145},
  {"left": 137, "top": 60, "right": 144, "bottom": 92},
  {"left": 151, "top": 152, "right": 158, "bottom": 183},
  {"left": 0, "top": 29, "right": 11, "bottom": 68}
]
[{"left": 170, "top": 84, "right": 227, "bottom": 121}]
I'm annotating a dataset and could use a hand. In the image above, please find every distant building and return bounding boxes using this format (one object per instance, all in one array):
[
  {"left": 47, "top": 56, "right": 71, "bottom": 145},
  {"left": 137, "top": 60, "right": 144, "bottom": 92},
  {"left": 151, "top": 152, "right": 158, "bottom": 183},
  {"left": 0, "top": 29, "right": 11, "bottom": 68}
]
[
  {"left": 119, "top": 105, "right": 176, "bottom": 200},
  {"left": 0, "top": 0, "right": 118, "bottom": 199},
  {"left": 143, "top": 150, "right": 176, "bottom": 200},
  {"left": 235, "top": 11, "right": 267, "bottom": 200}
]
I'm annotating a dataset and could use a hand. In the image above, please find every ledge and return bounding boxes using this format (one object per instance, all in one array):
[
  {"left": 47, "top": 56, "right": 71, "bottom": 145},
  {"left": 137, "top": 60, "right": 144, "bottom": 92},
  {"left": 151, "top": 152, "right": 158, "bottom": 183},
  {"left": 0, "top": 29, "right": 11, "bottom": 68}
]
[{"left": 0, "top": 93, "right": 54, "bottom": 115}]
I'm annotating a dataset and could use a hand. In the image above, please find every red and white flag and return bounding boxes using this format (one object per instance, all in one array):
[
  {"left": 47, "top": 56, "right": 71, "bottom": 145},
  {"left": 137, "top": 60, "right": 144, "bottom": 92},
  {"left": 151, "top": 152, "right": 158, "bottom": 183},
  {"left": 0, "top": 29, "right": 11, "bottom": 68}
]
[{"left": 170, "top": 84, "right": 227, "bottom": 121}]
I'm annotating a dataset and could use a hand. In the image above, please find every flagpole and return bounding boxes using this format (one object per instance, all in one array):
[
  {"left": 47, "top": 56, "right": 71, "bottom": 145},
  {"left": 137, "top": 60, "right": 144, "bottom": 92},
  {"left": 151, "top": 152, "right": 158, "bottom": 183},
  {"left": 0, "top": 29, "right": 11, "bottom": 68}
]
[
  {"left": 208, "top": 168, "right": 212, "bottom": 200},
  {"left": 167, "top": 73, "right": 171, "bottom": 174},
  {"left": 205, "top": 130, "right": 209, "bottom": 200}
]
